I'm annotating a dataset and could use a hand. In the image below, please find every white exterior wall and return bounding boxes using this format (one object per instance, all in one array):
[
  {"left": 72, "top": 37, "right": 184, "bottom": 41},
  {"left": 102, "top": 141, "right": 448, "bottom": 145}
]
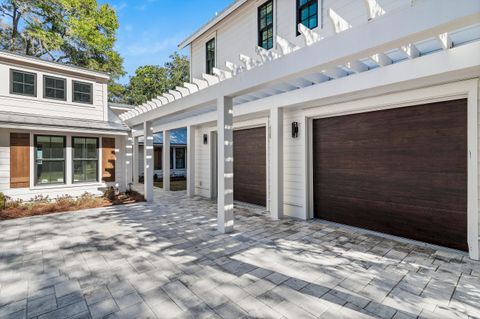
[
  {"left": 194, "top": 126, "right": 214, "bottom": 198},
  {"left": 190, "top": 0, "right": 410, "bottom": 79},
  {"left": 0, "top": 62, "right": 108, "bottom": 121},
  {"left": 0, "top": 128, "right": 126, "bottom": 200}
]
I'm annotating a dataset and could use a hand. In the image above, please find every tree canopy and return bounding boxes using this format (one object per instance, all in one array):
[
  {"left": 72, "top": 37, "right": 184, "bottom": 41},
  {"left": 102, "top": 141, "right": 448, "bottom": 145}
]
[
  {"left": 124, "top": 52, "right": 189, "bottom": 105},
  {"left": 0, "top": 0, "right": 125, "bottom": 83}
]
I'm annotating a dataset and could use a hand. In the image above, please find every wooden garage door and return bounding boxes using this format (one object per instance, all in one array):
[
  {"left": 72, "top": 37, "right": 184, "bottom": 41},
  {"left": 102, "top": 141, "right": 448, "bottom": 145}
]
[
  {"left": 234, "top": 127, "right": 267, "bottom": 206},
  {"left": 313, "top": 99, "right": 468, "bottom": 251}
]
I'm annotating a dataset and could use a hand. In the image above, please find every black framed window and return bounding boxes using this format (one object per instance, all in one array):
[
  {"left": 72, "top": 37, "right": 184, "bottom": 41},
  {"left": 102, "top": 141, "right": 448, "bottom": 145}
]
[
  {"left": 73, "top": 137, "right": 99, "bottom": 183},
  {"left": 297, "top": 0, "right": 318, "bottom": 34},
  {"left": 258, "top": 0, "right": 274, "bottom": 50},
  {"left": 206, "top": 38, "right": 216, "bottom": 75},
  {"left": 73, "top": 81, "right": 93, "bottom": 104},
  {"left": 44, "top": 76, "right": 66, "bottom": 101},
  {"left": 175, "top": 148, "right": 186, "bottom": 169},
  {"left": 11, "top": 69, "right": 36, "bottom": 96},
  {"left": 35, "top": 135, "right": 66, "bottom": 185}
]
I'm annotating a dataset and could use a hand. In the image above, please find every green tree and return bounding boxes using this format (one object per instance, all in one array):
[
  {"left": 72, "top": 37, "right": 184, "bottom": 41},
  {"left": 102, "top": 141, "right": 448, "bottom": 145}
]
[
  {"left": 0, "top": 0, "right": 125, "bottom": 96},
  {"left": 125, "top": 52, "right": 189, "bottom": 105}
]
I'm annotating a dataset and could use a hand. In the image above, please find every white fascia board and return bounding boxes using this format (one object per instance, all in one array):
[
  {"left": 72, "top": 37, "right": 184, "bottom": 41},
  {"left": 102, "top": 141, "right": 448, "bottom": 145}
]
[
  {"left": 126, "top": 0, "right": 480, "bottom": 126},
  {"left": 0, "top": 123, "right": 128, "bottom": 135},
  {"left": 178, "top": 0, "right": 247, "bottom": 49},
  {"left": 234, "top": 41, "right": 480, "bottom": 117}
]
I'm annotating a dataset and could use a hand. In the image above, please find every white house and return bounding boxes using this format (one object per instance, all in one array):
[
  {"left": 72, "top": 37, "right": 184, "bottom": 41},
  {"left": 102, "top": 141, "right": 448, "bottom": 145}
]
[
  {"left": 0, "top": 50, "right": 129, "bottom": 200},
  {"left": 120, "top": 0, "right": 480, "bottom": 260}
]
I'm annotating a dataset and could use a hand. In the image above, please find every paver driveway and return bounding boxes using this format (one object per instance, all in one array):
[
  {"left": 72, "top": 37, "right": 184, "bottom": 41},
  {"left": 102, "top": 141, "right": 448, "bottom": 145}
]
[{"left": 1, "top": 190, "right": 479, "bottom": 319}]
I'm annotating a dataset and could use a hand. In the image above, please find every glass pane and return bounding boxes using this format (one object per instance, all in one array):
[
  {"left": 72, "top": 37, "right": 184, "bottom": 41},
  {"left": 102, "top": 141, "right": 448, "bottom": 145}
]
[
  {"left": 74, "top": 92, "right": 81, "bottom": 102},
  {"left": 12, "top": 82, "right": 23, "bottom": 93},
  {"left": 85, "top": 160, "right": 98, "bottom": 181},
  {"left": 267, "top": 3, "right": 272, "bottom": 13},
  {"left": 266, "top": 15, "right": 273, "bottom": 25},
  {"left": 86, "top": 138, "right": 97, "bottom": 159},
  {"left": 170, "top": 151, "right": 173, "bottom": 170},
  {"left": 56, "top": 79, "right": 65, "bottom": 89},
  {"left": 176, "top": 149, "right": 185, "bottom": 169},
  {"left": 73, "top": 160, "right": 84, "bottom": 182},
  {"left": 50, "top": 137, "right": 64, "bottom": 159},
  {"left": 299, "top": 0, "right": 309, "bottom": 6},
  {"left": 301, "top": 8, "right": 309, "bottom": 20},
  {"left": 24, "top": 84, "right": 34, "bottom": 95},
  {"left": 260, "top": 19, "right": 266, "bottom": 29},
  {"left": 45, "top": 77, "right": 55, "bottom": 88},
  {"left": 50, "top": 161, "right": 65, "bottom": 183},
  {"left": 309, "top": 16, "right": 317, "bottom": 28},
  {"left": 309, "top": 3, "right": 317, "bottom": 15},
  {"left": 37, "top": 161, "right": 64, "bottom": 184},
  {"left": 45, "top": 88, "right": 55, "bottom": 98},
  {"left": 24, "top": 74, "right": 35, "bottom": 85},
  {"left": 56, "top": 89, "right": 65, "bottom": 100},
  {"left": 73, "top": 138, "right": 85, "bottom": 159},
  {"left": 13, "top": 72, "right": 23, "bottom": 82}
]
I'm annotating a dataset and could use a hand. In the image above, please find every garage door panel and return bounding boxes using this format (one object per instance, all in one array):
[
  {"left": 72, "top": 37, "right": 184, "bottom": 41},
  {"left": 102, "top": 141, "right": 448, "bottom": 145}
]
[
  {"left": 234, "top": 127, "right": 267, "bottom": 207},
  {"left": 313, "top": 99, "right": 467, "bottom": 251}
]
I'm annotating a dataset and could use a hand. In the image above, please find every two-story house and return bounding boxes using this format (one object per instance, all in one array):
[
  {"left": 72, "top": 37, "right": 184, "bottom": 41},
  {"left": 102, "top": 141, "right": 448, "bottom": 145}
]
[
  {"left": 121, "top": 0, "right": 480, "bottom": 260},
  {"left": 0, "top": 50, "right": 129, "bottom": 200}
]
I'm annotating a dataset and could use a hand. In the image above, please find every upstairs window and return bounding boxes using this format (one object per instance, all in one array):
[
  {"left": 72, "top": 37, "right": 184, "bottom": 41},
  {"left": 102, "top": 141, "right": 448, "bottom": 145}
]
[
  {"left": 297, "top": 0, "right": 318, "bottom": 33},
  {"left": 73, "top": 81, "right": 93, "bottom": 104},
  {"left": 44, "top": 76, "right": 66, "bottom": 101},
  {"left": 258, "top": 0, "right": 274, "bottom": 50},
  {"left": 11, "top": 69, "right": 36, "bottom": 96},
  {"left": 206, "top": 38, "right": 216, "bottom": 75}
]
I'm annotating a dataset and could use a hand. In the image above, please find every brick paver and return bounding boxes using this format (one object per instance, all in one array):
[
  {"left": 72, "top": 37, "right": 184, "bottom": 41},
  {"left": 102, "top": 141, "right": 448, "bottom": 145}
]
[{"left": 0, "top": 190, "right": 479, "bottom": 318}]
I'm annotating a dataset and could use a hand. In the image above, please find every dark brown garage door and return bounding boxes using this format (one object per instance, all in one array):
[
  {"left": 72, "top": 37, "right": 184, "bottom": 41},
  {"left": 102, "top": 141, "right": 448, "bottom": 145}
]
[
  {"left": 313, "top": 99, "right": 468, "bottom": 251},
  {"left": 234, "top": 127, "right": 267, "bottom": 206}
]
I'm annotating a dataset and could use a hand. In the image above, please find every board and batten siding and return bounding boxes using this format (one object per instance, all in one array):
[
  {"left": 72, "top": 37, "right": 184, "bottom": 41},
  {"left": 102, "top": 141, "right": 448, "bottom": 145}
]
[
  {"left": 0, "top": 63, "right": 107, "bottom": 122},
  {"left": 194, "top": 126, "right": 213, "bottom": 198},
  {"left": 190, "top": 0, "right": 412, "bottom": 79}
]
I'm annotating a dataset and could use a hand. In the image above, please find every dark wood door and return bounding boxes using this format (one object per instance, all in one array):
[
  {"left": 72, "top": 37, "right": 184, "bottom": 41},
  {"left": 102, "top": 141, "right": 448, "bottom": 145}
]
[
  {"left": 10, "top": 133, "right": 30, "bottom": 188},
  {"left": 313, "top": 99, "right": 468, "bottom": 251},
  {"left": 234, "top": 127, "right": 267, "bottom": 206}
]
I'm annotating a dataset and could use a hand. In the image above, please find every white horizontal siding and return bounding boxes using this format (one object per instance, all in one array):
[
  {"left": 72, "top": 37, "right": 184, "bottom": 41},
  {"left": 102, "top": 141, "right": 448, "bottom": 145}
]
[
  {"left": 190, "top": 0, "right": 412, "bottom": 78},
  {"left": 195, "top": 126, "right": 213, "bottom": 197},
  {"left": 0, "top": 63, "right": 107, "bottom": 121}
]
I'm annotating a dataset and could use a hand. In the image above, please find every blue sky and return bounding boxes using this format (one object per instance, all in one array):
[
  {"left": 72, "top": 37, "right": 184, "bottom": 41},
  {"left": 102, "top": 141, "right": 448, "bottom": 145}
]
[{"left": 102, "top": 0, "right": 233, "bottom": 84}]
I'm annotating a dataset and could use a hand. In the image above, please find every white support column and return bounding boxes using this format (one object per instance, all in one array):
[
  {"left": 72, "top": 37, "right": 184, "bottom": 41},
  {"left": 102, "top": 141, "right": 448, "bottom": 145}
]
[
  {"left": 217, "top": 96, "right": 234, "bottom": 233},
  {"left": 270, "top": 107, "right": 284, "bottom": 220},
  {"left": 125, "top": 131, "right": 134, "bottom": 191},
  {"left": 144, "top": 122, "right": 154, "bottom": 202},
  {"left": 163, "top": 130, "right": 171, "bottom": 191},
  {"left": 187, "top": 125, "right": 196, "bottom": 197},
  {"left": 133, "top": 137, "right": 139, "bottom": 184}
]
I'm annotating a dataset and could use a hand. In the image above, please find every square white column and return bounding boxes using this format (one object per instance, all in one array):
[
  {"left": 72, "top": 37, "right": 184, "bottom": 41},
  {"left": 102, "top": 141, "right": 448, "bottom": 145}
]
[
  {"left": 144, "top": 122, "right": 154, "bottom": 202},
  {"left": 125, "top": 132, "right": 134, "bottom": 191},
  {"left": 217, "top": 96, "right": 234, "bottom": 233},
  {"left": 133, "top": 136, "right": 139, "bottom": 184},
  {"left": 270, "top": 107, "right": 284, "bottom": 220},
  {"left": 187, "top": 125, "right": 196, "bottom": 197},
  {"left": 163, "top": 130, "right": 171, "bottom": 191}
]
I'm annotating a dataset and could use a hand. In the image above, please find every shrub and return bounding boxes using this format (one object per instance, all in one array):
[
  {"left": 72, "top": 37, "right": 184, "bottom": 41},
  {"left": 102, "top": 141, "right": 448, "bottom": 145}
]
[
  {"left": 0, "top": 192, "right": 6, "bottom": 210},
  {"left": 103, "top": 187, "right": 116, "bottom": 201}
]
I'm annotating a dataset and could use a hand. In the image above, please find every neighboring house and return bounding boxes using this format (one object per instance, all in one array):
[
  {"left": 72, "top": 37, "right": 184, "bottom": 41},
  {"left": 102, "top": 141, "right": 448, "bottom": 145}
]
[
  {"left": 120, "top": 0, "right": 480, "bottom": 260},
  {"left": 0, "top": 50, "right": 129, "bottom": 200},
  {"left": 137, "top": 129, "right": 187, "bottom": 179}
]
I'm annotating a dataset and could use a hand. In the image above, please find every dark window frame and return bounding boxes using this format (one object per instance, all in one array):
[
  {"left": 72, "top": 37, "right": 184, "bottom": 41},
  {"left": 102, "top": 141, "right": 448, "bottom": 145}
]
[
  {"left": 175, "top": 147, "right": 186, "bottom": 169},
  {"left": 72, "top": 80, "right": 93, "bottom": 104},
  {"left": 43, "top": 75, "right": 66, "bottom": 101},
  {"left": 34, "top": 135, "right": 66, "bottom": 186},
  {"left": 72, "top": 136, "right": 99, "bottom": 184},
  {"left": 205, "top": 38, "right": 216, "bottom": 75},
  {"left": 258, "top": 0, "right": 274, "bottom": 50},
  {"left": 10, "top": 69, "right": 37, "bottom": 97},
  {"left": 296, "top": 0, "right": 319, "bottom": 35}
]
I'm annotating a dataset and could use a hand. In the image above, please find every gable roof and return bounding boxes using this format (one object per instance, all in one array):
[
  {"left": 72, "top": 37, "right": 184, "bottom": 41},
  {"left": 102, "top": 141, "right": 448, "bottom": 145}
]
[{"left": 178, "top": 0, "right": 247, "bottom": 49}]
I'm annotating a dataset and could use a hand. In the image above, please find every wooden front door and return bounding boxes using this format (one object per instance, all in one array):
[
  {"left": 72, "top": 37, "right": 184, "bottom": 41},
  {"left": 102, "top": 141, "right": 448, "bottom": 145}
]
[
  {"left": 10, "top": 133, "right": 30, "bottom": 188},
  {"left": 233, "top": 127, "right": 267, "bottom": 206},
  {"left": 312, "top": 99, "right": 468, "bottom": 251}
]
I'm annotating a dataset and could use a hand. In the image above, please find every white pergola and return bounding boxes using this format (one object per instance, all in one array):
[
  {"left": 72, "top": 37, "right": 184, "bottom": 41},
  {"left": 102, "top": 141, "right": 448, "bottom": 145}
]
[{"left": 121, "top": 0, "right": 480, "bottom": 236}]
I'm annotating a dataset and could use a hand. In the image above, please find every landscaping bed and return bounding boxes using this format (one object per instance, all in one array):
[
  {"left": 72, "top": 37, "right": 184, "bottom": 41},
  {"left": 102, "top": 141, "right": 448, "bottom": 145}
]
[{"left": 0, "top": 190, "right": 145, "bottom": 220}]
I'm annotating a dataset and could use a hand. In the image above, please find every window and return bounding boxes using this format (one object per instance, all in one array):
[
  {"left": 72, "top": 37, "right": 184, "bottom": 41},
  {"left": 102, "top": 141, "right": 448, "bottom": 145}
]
[
  {"left": 44, "top": 76, "right": 66, "bottom": 101},
  {"left": 73, "top": 137, "right": 99, "bottom": 183},
  {"left": 73, "top": 81, "right": 93, "bottom": 104},
  {"left": 258, "top": 0, "right": 274, "bottom": 50},
  {"left": 206, "top": 38, "right": 216, "bottom": 75},
  {"left": 297, "top": 0, "right": 318, "bottom": 34},
  {"left": 11, "top": 69, "right": 36, "bottom": 96},
  {"left": 35, "top": 135, "right": 66, "bottom": 185},
  {"left": 175, "top": 148, "right": 186, "bottom": 169}
]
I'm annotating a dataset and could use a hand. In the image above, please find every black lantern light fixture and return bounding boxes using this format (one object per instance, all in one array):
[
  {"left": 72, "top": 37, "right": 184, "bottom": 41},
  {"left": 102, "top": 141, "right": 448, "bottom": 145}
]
[
  {"left": 292, "top": 122, "right": 299, "bottom": 138},
  {"left": 203, "top": 134, "right": 208, "bottom": 145}
]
